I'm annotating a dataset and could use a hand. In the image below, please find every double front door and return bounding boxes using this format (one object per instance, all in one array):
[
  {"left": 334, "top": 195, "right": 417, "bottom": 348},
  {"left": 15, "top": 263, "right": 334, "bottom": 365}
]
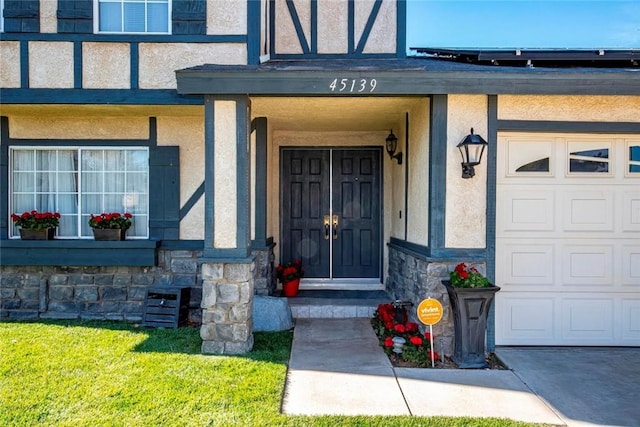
[{"left": 281, "top": 148, "right": 381, "bottom": 279}]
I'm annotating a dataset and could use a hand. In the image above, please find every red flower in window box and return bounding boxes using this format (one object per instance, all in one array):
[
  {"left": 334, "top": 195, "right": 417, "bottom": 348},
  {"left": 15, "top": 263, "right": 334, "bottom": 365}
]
[
  {"left": 88, "top": 212, "right": 133, "bottom": 230},
  {"left": 11, "top": 210, "right": 60, "bottom": 230}
]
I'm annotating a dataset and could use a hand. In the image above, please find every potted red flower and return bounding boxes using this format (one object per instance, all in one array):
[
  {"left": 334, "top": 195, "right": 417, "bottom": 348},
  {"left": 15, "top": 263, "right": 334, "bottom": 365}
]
[
  {"left": 276, "top": 259, "right": 304, "bottom": 297},
  {"left": 88, "top": 212, "right": 133, "bottom": 240},
  {"left": 11, "top": 210, "right": 60, "bottom": 240}
]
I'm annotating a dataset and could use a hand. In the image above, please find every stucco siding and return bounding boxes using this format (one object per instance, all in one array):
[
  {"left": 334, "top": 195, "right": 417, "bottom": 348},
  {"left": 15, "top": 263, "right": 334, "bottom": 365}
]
[
  {"left": 207, "top": 0, "right": 247, "bottom": 35},
  {"left": 83, "top": 43, "right": 131, "bottom": 89},
  {"left": 0, "top": 41, "right": 21, "bottom": 88},
  {"left": 138, "top": 43, "right": 247, "bottom": 89},
  {"left": 498, "top": 95, "right": 640, "bottom": 122},
  {"left": 29, "top": 42, "right": 74, "bottom": 88},
  {"left": 157, "top": 114, "right": 205, "bottom": 240},
  {"left": 213, "top": 101, "right": 238, "bottom": 248},
  {"left": 361, "top": 0, "right": 396, "bottom": 54},
  {"left": 446, "top": 95, "right": 488, "bottom": 248},
  {"left": 406, "top": 99, "right": 430, "bottom": 245},
  {"left": 40, "top": 0, "right": 58, "bottom": 34},
  {"left": 274, "top": 0, "right": 305, "bottom": 54},
  {"left": 3, "top": 111, "right": 148, "bottom": 139},
  {"left": 317, "top": 2, "right": 348, "bottom": 54}
]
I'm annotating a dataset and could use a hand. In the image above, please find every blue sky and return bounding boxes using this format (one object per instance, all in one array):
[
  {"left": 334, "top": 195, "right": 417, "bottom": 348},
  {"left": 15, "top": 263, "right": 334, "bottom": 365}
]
[{"left": 406, "top": 1, "right": 640, "bottom": 50}]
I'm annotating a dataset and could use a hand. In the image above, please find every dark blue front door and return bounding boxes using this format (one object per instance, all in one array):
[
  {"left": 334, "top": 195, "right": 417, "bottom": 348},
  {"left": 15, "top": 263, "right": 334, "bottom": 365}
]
[{"left": 281, "top": 148, "right": 381, "bottom": 279}]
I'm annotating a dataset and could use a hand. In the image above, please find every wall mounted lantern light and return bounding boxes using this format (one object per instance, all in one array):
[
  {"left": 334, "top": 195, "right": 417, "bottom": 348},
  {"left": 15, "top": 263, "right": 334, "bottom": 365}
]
[
  {"left": 385, "top": 129, "right": 403, "bottom": 165},
  {"left": 457, "top": 128, "right": 488, "bottom": 178}
]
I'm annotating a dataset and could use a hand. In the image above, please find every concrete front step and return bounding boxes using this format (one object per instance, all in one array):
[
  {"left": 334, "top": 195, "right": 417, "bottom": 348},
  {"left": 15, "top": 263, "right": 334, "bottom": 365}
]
[{"left": 287, "top": 290, "right": 391, "bottom": 319}]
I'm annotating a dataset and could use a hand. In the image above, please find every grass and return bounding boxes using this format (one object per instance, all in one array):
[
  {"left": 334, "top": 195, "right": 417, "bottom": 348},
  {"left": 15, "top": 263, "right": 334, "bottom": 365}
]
[{"left": 0, "top": 320, "right": 540, "bottom": 427}]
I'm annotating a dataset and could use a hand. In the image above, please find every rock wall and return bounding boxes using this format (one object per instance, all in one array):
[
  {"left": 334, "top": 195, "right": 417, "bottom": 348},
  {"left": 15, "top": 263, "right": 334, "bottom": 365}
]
[{"left": 386, "top": 244, "right": 487, "bottom": 357}]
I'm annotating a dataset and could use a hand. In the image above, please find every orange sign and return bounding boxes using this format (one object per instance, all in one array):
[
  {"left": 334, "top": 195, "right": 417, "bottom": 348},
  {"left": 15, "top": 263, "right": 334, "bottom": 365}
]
[{"left": 417, "top": 298, "right": 443, "bottom": 325}]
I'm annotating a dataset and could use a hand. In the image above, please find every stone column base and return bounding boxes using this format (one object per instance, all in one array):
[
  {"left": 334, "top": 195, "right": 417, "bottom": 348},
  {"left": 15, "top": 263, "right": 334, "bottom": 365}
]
[{"left": 200, "top": 260, "right": 255, "bottom": 354}]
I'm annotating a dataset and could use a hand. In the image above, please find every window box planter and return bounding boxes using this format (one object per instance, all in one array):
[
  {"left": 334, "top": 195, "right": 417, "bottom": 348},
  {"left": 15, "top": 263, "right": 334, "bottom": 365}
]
[
  {"left": 92, "top": 229, "right": 127, "bottom": 241},
  {"left": 19, "top": 228, "right": 55, "bottom": 240}
]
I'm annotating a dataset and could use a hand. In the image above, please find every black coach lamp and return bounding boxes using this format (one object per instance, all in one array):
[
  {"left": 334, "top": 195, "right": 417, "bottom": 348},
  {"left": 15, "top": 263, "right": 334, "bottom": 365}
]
[
  {"left": 385, "top": 129, "right": 403, "bottom": 165},
  {"left": 457, "top": 128, "right": 488, "bottom": 178}
]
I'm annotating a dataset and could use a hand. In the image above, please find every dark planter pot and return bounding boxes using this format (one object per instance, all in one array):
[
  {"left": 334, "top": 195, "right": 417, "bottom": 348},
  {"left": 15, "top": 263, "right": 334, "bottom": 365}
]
[
  {"left": 19, "top": 228, "right": 55, "bottom": 240},
  {"left": 92, "top": 228, "right": 127, "bottom": 241},
  {"left": 443, "top": 280, "right": 500, "bottom": 369}
]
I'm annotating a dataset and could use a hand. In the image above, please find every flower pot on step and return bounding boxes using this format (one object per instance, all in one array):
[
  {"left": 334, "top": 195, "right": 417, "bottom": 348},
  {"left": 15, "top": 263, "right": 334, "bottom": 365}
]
[{"left": 282, "top": 278, "right": 300, "bottom": 297}]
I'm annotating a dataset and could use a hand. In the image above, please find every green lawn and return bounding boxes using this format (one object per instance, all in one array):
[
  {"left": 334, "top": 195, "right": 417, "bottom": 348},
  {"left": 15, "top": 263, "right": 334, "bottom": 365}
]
[{"left": 0, "top": 321, "right": 540, "bottom": 426}]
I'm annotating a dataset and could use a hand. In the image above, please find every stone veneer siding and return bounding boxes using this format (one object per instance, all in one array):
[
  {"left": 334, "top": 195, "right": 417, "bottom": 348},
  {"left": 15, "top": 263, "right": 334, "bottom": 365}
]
[
  {"left": 0, "top": 249, "right": 204, "bottom": 323},
  {"left": 252, "top": 244, "right": 276, "bottom": 296},
  {"left": 200, "top": 260, "right": 255, "bottom": 354},
  {"left": 385, "top": 244, "right": 488, "bottom": 357},
  {"left": 0, "top": 244, "right": 278, "bottom": 324}
]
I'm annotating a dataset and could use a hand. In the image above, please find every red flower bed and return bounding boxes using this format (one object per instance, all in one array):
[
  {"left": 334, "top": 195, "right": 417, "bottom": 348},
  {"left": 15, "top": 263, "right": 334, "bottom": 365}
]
[{"left": 372, "top": 302, "right": 439, "bottom": 367}]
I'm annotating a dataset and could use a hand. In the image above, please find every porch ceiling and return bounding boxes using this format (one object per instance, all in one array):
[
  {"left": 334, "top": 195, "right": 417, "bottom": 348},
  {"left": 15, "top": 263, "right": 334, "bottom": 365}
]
[{"left": 251, "top": 97, "right": 426, "bottom": 132}]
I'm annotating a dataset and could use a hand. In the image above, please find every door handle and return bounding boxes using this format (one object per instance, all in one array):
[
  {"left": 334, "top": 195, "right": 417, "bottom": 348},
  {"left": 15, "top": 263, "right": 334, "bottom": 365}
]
[
  {"left": 324, "top": 215, "right": 330, "bottom": 240},
  {"left": 332, "top": 215, "right": 339, "bottom": 239}
]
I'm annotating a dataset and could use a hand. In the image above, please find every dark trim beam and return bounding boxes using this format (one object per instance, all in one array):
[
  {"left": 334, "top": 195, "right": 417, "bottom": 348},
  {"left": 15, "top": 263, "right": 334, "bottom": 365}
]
[
  {"left": 428, "top": 95, "right": 447, "bottom": 252},
  {"left": 396, "top": 0, "right": 406, "bottom": 58},
  {"left": 177, "top": 69, "right": 640, "bottom": 96},
  {"left": 247, "top": 0, "right": 261, "bottom": 65},
  {"left": 252, "top": 117, "right": 269, "bottom": 247},
  {"left": 497, "top": 120, "right": 640, "bottom": 133},
  {"left": 0, "top": 240, "right": 158, "bottom": 266},
  {"left": 0, "top": 33, "right": 246, "bottom": 43},
  {"left": 486, "top": 95, "right": 498, "bottom": 352},
  {"left": 0, "top": 89, "right": 203, "bottom": 105},
  {"left": 389, "top": 238, "right": 486, "bottom": 261}
]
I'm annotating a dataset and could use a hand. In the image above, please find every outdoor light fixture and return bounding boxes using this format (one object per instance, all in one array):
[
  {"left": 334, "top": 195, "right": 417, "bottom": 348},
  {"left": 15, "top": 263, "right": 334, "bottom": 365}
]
[
  {"left": 385, "top": 129, "right": 403, "bottom": 165},
  {"left": 457, "top": 128, "right": 488, "bottom": 179}
]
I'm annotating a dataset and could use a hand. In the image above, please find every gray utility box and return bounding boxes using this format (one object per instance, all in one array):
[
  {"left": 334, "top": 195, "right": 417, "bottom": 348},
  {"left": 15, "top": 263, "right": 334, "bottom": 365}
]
[{"left": 142, "top": 287, "right": 190, "bottom": 328}]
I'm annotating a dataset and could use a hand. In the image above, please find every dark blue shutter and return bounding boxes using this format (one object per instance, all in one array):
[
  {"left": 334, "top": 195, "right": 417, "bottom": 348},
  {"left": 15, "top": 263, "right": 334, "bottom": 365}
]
[
  {"left": 149, "top": 146, "right": 180, "bottom": 240},
  {"left": 57, "top": 0, "right": 93, "bottom": 34},
  {"left": 3, "top": 0, "right": 40, "bottom": 33},
  {"left": 172, "top": 0, "right": 206, "bottom": 35}
]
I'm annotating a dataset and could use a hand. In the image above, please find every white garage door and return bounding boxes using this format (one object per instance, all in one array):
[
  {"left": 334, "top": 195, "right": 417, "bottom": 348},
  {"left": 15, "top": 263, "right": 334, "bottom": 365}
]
[{"left": 496, "top": 133, "right": 640, "bottom": 346}]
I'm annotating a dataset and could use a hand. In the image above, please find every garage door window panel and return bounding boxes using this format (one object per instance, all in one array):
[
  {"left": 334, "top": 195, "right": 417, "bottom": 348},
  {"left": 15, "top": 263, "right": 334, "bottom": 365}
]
[
  {"left": 629, "top": 144, "right": 640, "bottom": 174},
  {"left": 506, "top": 138, "right": 554, "bottom": 176},
  {"left": 568, "top": 141, "right": 611, "bottom": 174}
]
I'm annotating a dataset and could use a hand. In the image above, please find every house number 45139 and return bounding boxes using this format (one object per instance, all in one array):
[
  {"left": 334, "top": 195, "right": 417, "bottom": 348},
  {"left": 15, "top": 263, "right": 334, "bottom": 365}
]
[{"left": 329, "top": 78, "right": 377, "bottom": 93}]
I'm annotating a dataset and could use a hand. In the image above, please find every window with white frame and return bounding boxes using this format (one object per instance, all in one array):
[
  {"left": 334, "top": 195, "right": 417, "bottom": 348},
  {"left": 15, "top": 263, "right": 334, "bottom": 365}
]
[
  {"left": 9, "top": 147, "right": 149, "bottom": 238},
  {"left": 96, "top": 0, "right": 170, "bottom": 34},
  {"left": 0, "top": 0, "right": 4, "bottom": 33}
]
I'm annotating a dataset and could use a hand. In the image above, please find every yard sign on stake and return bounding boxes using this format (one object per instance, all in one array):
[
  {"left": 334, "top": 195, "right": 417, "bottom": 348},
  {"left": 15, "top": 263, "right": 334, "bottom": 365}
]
[{"left": 417, "top": 297, "right": 443, "bottom": 368}]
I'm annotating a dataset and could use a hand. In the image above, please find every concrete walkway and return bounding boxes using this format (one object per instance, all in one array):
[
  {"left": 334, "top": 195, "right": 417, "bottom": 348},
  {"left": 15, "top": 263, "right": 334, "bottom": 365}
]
[{"left": 282, "top": 318, "right": 640, "bottom": 426}]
